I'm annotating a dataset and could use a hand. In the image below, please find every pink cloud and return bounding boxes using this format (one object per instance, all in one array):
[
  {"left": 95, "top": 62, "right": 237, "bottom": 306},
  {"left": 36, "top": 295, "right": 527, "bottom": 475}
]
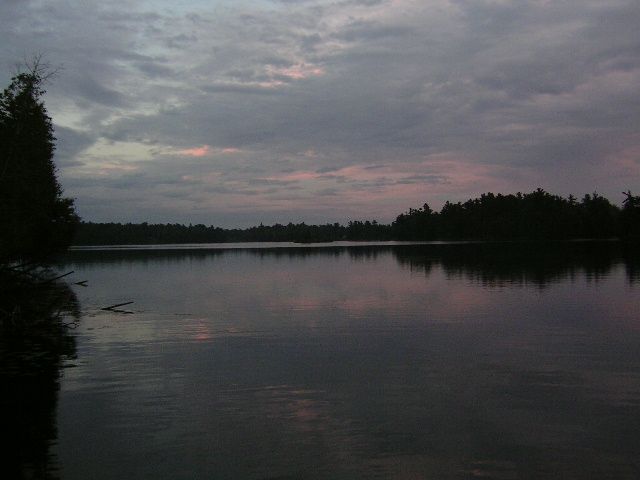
[
  {"left": 180, "top": 145, "right": 211, "bottom": 157},
  {"left": 177, "top": 145, "right": 242, "bottom": 157},
  {"left": 264, "top": 170, "right": 320, "bottom": 182},
  {"left": 221, "top": 147, "right": 242, "bottom": 154},
  {"left": 222, "top": 153, "right": 524, "bottom": 222},
  {"left": 266, "top": 63, "right": 325, "bottom": 81},
  {"left": 260, "top": 156, "right": 493, "bottom": 191}
]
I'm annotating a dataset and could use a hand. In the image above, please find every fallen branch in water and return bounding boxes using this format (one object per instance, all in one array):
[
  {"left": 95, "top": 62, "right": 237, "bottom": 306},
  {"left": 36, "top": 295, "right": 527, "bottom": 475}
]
[
  {"left": 101, "top": 301, "right": 134, "bottom": 311},
  {"left": 40, "top": 270, "right": 74, "bottom": 285}
]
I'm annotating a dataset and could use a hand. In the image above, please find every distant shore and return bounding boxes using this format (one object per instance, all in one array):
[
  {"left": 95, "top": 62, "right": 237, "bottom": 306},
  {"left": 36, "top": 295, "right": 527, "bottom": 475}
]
[{"left": 72, "top": 189, "right": 639, "bottom": 246}]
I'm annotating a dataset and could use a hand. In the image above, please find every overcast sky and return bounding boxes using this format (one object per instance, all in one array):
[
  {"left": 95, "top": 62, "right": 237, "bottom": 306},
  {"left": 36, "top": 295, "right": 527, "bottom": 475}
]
[{"left": 2, "top": 0, "right": 639, "bottom": 226}]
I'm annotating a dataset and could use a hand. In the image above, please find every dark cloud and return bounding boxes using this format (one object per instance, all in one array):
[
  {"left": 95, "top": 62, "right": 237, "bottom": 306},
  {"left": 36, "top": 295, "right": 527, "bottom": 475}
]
[
  {"left": 164, "top": 33, "right": 198, "bottom": 49},
  {"left": 336, "top": 21, "right": 415, "bottom": 43},
  {"left": 73, "top": 76, "right": 126, "bottom": 106},
  {"left": 133, "top": 59, "right": 175, "bottom": 78},
  {"left": 396, "top": 174, "right": 449, "bottom": 185},
  {"left": 54, "top": 126, "right": 95, "bottom": 166},
  {"left": 200, "top": 83, "right": 284, "bottom": 95}
]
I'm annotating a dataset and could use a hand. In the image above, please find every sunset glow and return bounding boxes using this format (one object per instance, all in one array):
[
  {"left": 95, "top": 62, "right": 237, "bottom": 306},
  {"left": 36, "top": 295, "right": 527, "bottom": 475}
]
[
  {"left": 180, "top": 145, "right": 211, "bottom": 157},
  {"left": 267, "top": 63, "right": 326, "bottom": 81}
]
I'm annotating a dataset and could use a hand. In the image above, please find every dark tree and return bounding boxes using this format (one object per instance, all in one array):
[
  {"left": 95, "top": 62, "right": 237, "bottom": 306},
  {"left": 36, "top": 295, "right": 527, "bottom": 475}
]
[
  {"left": 578, "top": 192, "right": 619, "bottom": 238},
  {"left": 0, "top": 62, "right": 78, "bottom": 264},
  {"left": 621, "top": 191, "right": 640, "bottom": 239}
]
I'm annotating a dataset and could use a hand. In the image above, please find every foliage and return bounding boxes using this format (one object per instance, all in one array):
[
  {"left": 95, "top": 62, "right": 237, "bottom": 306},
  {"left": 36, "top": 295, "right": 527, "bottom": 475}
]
[{"left": 0, "top": 62, "right": 78, "bottom": 264}]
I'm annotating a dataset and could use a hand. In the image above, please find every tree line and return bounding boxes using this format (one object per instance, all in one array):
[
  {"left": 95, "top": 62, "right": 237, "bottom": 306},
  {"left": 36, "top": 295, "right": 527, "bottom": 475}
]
[
  {"left": 73, "top": 219, "right": 392, "bottom": 245},
  {"left": 73, "top": 189, "right": 640, "bottom": 245},
  {"left": 393, "top": 189, "right": 640, "bottom": 241}
]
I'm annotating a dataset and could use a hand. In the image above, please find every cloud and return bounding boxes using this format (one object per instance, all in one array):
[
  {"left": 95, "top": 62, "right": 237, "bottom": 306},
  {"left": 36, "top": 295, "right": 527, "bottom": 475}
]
[
  {"left": 266, "top": 63, "right": 326, "bottom": 81},
  {"left": 200, "top": 83, "right": 285, "bottom": 95},
  {"left": 2, "top": 0, "right": 639, "bottom": 225},
  {"left": 54, "top": 125, "right": 95, "bottom": 167},
  {"left": 179, "top": 145, "right": 212, "bottom": 157}
]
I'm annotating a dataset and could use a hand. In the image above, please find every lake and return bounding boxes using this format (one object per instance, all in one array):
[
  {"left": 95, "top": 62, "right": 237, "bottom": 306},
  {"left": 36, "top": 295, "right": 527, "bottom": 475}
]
[{"left": 3, "top": 242, "right": 640, "bottom": 479}]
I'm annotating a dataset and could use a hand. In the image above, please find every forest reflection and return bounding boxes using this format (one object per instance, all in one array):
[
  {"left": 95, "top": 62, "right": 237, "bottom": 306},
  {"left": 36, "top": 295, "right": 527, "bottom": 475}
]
[
  {"left": 0, "top": 274, "right": 79, "bottom": 479},
  {"left": 63, "top": 241, "right": 639, "bottom": 286},
  {"left": 393, "top": 241, "right": 640, "bottom": 287}
]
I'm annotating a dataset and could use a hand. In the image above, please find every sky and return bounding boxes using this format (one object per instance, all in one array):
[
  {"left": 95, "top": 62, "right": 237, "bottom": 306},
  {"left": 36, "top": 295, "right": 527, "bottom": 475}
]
[{"left": 2, "top": 0, "right": 639, "bottom": 227}]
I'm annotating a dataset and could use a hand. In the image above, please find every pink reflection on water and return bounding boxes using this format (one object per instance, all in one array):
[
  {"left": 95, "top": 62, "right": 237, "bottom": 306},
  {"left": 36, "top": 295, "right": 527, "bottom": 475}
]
[
  {"left": 252, "top": 259, "right": 495, "bottom": 323},
  {"left": 191, "top": 319, "right": 213, "bottom": 341}
]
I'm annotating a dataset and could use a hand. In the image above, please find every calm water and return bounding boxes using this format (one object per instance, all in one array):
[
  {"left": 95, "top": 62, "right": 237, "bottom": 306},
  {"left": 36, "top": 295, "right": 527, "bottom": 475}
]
[{"left": 4, "top": 242, "right": 640, "bottom": 479}]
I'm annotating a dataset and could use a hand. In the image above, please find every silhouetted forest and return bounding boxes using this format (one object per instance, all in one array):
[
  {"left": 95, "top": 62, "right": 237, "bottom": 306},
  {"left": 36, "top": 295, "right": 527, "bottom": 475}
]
[
  {"left": 74, "top": 189, "right": 639, "bottom": 245},
  {"left": 393, "top": 189, "right": 640, "bottom": 241},
  {"left": 73, "top": 219, "right": 392, "bottom": 245},
  {"left": 0, "top": 62, "right": 78, "bottom": 265}
]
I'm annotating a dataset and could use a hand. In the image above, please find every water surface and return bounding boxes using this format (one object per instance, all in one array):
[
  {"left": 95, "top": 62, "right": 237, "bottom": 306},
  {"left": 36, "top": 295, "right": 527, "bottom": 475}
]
[{"left": 11, "top": 242, "right": 640, "bottom": 478}]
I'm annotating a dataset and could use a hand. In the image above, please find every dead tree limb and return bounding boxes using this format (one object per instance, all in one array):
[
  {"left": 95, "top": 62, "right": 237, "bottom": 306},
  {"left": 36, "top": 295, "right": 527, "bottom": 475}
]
[{"left": 101, "top": 301, "right": 134, "bottom": 311}]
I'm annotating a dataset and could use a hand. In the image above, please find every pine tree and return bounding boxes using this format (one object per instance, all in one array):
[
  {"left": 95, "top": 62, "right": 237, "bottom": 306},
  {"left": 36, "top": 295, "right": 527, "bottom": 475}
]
[{"left": 0, "top": 62, "right": 78, "bottom": 264}]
